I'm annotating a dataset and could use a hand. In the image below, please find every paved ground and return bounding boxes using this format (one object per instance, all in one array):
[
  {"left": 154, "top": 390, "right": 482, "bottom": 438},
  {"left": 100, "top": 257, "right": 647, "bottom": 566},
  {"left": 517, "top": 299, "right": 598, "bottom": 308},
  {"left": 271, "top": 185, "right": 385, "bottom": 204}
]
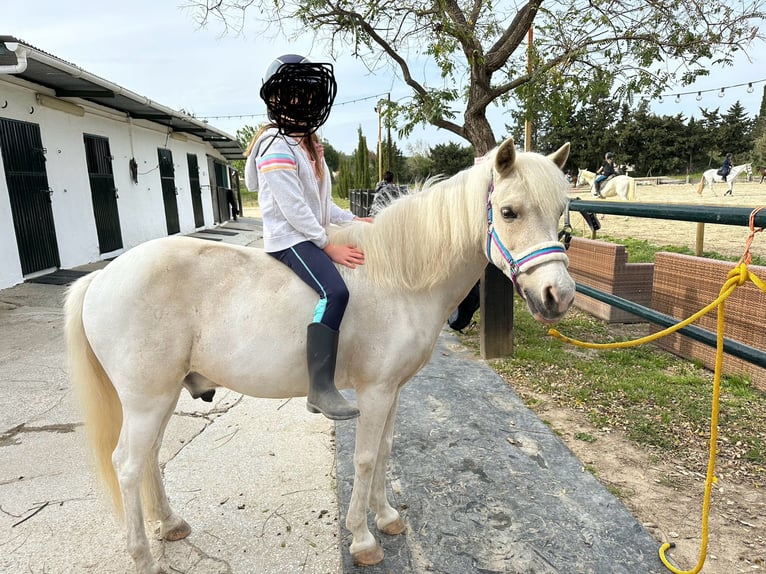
[
  {"left": 0, "top": 219, "right": 342, "bottom": 574},
  {"left": 0, "top": 216, "right": 668, "bottom": 574},
  {"left": 337, "top": 335, "right": 667, "bottom": 574}
]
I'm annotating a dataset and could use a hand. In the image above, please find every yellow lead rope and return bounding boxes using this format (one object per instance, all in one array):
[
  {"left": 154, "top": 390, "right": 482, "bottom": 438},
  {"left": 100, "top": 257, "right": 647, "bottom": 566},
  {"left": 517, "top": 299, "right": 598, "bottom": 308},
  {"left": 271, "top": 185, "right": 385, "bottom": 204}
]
[{"left": 548, "top": 208, "right": 765, "bottom": 574}]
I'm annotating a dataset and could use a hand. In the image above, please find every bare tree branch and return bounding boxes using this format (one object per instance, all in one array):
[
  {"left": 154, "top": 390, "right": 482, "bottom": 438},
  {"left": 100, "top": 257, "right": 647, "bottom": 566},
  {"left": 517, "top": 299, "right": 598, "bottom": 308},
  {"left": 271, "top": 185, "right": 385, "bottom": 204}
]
[{"left": 185, "top": 0, "right": 766, "bottom": 153}]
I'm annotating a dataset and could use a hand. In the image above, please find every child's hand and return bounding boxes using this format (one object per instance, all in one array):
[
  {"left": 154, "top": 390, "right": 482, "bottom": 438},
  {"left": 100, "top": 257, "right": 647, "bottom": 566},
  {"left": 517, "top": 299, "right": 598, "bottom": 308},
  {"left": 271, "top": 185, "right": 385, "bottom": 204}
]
[{"left": 324, "top": 243, "right": 365, "bottom": 268}]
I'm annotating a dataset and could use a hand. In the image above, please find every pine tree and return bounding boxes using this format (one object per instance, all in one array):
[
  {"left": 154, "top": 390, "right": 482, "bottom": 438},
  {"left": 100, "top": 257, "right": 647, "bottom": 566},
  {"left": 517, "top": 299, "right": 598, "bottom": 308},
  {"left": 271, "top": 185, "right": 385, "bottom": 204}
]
[
  {"left": 353, "top": 127, "right": 373, "bottom": 189},
  {"left": 752, "top": 133, "right": 766, "bottom": 168},
  {"left": 335, "top": 156, "right": 353, "bottom": 199},
  {"left": 753, "top": 85, "right": 766, "bottom": 142},
  {"left": 720, "top": 101, "right": 753, "bottom": 156},
  {"left": 750, "top": 86, "right": 766, "bottom": 166}
]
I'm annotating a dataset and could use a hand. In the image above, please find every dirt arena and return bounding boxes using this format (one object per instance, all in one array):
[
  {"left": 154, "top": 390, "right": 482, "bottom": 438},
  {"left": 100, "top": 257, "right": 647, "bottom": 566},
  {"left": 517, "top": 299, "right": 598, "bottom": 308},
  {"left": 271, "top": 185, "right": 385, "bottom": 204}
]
[
  {"left": 570, "top": 178, "right": 766, "bottom": 259},
  {"left": 560, "top": 176, "right": 766, "bottom": 573}
]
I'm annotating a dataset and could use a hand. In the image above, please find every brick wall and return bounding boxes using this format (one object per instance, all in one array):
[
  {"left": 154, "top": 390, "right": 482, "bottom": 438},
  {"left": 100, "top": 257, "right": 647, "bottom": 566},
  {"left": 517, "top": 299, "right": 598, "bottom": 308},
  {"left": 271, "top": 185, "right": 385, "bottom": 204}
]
[
  {"left": 566, "top": 237, "right": 654, "bottom": 323},
  {"left": 567, "top": 240, "right": 765, "bottom": 389},
  {"left": 651, "top": 252, "right": 766, "bottom": 390}
]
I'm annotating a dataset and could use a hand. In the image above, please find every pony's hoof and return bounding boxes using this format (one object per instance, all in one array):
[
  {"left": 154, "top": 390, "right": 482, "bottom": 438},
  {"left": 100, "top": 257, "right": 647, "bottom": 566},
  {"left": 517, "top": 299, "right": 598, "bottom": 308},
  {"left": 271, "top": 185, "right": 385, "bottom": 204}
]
[
  {"left": 163, "top": 519, "right": 192, "bottom": 541},
  {"left": 352, "top": 543, "right": 385, "bottom": 566},
  {"left": 379, "top": 517, "right": 406, "bottom": 536}
]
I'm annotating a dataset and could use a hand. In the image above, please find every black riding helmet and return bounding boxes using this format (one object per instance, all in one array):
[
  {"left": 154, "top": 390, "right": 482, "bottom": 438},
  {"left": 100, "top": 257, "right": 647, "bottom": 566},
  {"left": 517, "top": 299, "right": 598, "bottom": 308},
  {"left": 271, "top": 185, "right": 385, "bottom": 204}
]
[{"left": 259, "top": 54, "right": 337, "bottom": 136}]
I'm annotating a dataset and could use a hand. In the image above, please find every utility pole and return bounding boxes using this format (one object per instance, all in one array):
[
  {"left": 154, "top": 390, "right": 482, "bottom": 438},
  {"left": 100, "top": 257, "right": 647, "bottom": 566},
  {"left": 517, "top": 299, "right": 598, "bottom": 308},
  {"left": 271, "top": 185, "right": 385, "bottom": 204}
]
[
  {"left": 376, "top": 102, "right": 383, "bottom": 182},
  {"left": 524, "top": 25, "right": 533, "bottom": 152},
  {"left": 386, "top": 93, "right": 392, "bottom": 174}
]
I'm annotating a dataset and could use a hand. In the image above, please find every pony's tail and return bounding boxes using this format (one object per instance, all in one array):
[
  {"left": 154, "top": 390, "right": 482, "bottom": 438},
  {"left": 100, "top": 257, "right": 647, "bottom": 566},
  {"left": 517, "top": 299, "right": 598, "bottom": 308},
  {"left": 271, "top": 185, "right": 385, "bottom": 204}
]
[
  {"left": 696, "top": 176, "right": 705, "bottom": 195},
  {"left": 64, "top": 271, "right": 124, "bottom": 519},
  {"left": 629, "top": 178, "right": 637, "bottom": 201}
]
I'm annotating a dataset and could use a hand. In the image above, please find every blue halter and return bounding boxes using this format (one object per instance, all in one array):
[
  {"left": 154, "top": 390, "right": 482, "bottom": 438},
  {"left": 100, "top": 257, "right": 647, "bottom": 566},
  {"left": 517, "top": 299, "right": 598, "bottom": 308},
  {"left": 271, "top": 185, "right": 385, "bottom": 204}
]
[{"left": 485, "top": 176, "right": 568, "bottom": 298}]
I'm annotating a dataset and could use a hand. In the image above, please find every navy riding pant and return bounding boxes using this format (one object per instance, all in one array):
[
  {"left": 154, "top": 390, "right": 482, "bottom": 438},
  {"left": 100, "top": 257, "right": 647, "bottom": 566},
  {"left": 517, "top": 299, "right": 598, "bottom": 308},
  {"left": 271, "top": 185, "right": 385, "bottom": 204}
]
[{"left": 268, "top": 241, "right": 349, "bottom": 331}]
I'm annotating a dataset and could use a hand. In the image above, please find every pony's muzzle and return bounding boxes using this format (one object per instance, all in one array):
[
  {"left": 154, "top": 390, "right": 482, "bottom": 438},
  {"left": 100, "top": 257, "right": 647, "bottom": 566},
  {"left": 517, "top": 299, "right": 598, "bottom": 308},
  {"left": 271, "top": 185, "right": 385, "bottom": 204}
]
[{"left": 522, "top": 274, "right": 575, "bottom": 324}]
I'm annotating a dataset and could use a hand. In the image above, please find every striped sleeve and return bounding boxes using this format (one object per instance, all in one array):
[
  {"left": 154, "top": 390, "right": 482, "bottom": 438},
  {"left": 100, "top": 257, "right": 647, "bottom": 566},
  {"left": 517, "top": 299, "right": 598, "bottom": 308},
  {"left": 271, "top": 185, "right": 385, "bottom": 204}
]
[{"left": 256, "top": 152, "right": 297, "bottom": 173}]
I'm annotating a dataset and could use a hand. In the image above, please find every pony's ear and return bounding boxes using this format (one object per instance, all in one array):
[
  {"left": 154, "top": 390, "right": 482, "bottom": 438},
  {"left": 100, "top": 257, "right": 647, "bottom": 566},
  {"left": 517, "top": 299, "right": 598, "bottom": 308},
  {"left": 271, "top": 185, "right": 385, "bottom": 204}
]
[
  {"left": 548, "top": 142, "right": 570, "bottom": 169},
  {"left": 495, "top": 138, "right": 516, "bottom": 177}
]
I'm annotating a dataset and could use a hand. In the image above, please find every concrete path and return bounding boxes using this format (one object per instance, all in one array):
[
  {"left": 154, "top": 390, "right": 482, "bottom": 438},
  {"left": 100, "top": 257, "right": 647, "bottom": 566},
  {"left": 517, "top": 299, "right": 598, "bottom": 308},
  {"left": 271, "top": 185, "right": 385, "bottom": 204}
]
[
  {"left": 0, "top": 215, "right": 667, "bottom": 574},
  {"left": 337, "top": 335, "right": 667, "bottom": 574},
  {"left": 0, "top": 218, "right": 341, "bottom": 574}
]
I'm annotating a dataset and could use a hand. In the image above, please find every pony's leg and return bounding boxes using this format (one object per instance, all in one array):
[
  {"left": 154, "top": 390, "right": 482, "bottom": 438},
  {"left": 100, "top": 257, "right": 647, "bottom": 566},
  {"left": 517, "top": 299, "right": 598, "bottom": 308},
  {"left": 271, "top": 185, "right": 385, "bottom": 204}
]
[
  {"left": 113, "top": 393, "right": 181, "bottom": 574},
  {"left": 368, "top": 392, "right": 406, "bottom": 536},
  {"left": 346, "top": 388, "right": 399, "bottom": 566},
  {"left": 143, "top": 391, "right": 192, "bottom": 542}
]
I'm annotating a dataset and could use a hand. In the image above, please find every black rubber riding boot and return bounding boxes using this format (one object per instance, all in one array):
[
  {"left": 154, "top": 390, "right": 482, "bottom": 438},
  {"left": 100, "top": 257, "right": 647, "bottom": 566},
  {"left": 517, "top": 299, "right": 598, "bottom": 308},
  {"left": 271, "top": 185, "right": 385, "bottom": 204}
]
[{"left": 306, "top": 323, "right": 360, "bottom": 420}]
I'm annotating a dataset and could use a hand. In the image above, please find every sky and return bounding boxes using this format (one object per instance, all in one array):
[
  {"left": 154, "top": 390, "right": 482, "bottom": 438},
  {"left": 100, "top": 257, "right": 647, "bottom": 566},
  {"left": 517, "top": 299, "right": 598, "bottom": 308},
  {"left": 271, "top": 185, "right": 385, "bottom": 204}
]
[{"left": 4, "top": 1, "right": 766, "bottom": 155}]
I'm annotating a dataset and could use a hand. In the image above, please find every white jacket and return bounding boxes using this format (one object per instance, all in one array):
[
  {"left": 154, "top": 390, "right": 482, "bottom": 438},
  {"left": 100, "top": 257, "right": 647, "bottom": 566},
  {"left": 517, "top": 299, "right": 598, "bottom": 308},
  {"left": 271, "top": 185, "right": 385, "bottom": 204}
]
[{"left": 244, "top": 129, "right": 354, "bottom": 251}]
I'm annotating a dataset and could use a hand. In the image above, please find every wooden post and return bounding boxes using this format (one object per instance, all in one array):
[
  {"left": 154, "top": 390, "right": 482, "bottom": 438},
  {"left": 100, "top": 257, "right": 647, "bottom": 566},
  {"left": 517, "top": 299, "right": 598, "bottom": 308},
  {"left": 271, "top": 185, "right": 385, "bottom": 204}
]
[
  {"left": 695, "top": 222, "right": 705, "bottom": 256},
  {"left": 479, "top": 26, "right": 534, "bottom": 359},
  {"left": 386, "top": 93, "right": 392, "bottom": 174},
  {"left": 480, "top": 264, "right": 514, "bottom": 359},
  {"left": 376, "top": 104, "right": 383, "bottom": 182}
]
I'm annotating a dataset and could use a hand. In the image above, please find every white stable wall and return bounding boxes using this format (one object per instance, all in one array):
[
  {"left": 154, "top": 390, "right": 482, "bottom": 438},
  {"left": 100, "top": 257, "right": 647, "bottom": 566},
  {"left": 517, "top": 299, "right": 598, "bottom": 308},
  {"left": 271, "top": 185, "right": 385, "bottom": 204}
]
[{"left": 0, "top": 80, "right": 228, "bottom": 289}]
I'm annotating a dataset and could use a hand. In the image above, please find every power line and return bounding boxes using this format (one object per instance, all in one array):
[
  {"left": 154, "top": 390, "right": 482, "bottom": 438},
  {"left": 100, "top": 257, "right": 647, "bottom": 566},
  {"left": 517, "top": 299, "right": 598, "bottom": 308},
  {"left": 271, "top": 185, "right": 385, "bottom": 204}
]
[
  {"left": 198, "top": 78, "right": 764, "bottom": 122},
  {"left": 196, "top": 112, "right": 266, "bottom": 121},
  {"left": 197, "top": 92, "right": 391, "bottom": 122}
]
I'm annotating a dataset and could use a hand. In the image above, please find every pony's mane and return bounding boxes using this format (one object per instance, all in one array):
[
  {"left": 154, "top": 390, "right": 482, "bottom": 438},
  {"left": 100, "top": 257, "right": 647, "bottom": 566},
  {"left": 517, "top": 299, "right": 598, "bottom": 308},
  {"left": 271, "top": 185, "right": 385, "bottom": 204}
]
[
  {"left": 331, "top": 163, "right": 490, "bottom": 291},
  {"left": 332, "top": 147, "right": 569, "bottom": 292}
]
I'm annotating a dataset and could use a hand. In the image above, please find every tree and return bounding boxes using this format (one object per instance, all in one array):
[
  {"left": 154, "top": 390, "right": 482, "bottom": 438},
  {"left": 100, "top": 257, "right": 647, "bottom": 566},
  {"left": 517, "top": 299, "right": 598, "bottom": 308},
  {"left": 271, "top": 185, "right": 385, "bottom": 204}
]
[
  {"left": 322, "top": 138, "right": 341, "bottom": 174},
  {"left": 752, "top": 86, "right": 766, "bottom": 167},
  {"left": 508, "top": 84, "right": 620, "bottom": 173},
  {"left": 335, "top": 155, "right": 354, "bottom": 198},
  {"left": 720, "top": 101, "right": 754, "bottom": 157},
  {"left": 698, "top": 107, "right": 723, "bottom": 167},
  {"left": 233, "top": 124, "right": 259, "bottom": 176},
  {"left": 190, "top": 0, "right": 766, "bottom": 156},
  {"left": 353, "top": 126, "right": 374, "bottom": 189},
  {"left": 753, "top": 85, "right": 766, "bottom": 136},
  {"left": 753, "top": 132, "right": 766, "bottom": 167},
  {"left": 405, "top": 143, "right": 434, "bottom": 181},
  {"left": 429, "top": 142, "right": 475, "bottom": 176},
  {"left": 382, "top": 138, "right": 409, "bottom": 183},
  {"left": 336, "top": 126, "right": 375, "bottom": 196},
  {"left": 683, "top": 116, "right": 709, "bottom": 174}
]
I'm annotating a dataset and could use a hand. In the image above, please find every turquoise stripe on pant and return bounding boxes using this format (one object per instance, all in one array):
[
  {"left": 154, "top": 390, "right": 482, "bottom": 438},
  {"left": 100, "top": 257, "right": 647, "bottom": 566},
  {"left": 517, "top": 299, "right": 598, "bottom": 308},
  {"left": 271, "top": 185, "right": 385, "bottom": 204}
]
[{"left": 268, "top": 241, "right": 350, "bottom": 331}]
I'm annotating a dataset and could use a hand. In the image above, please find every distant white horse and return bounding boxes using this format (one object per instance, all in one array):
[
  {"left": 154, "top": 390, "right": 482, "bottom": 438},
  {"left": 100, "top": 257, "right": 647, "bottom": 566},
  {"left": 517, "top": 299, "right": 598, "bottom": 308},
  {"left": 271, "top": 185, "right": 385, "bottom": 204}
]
[
  {"left": 577, "top": 168, "right": 637, "bottom": 200},
  {"left": 64, "top": 138, "right": 576, "bottom": 574},
  {"left": 696, "top": 163, "right": 751, "bottom": 196}
]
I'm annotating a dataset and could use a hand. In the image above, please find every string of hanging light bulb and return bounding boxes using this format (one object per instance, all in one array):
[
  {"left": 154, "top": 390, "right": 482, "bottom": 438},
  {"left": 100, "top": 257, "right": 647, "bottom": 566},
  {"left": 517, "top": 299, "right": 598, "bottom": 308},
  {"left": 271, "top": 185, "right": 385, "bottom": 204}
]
[{"left": 658, "top": 78, "right": 765, "bottom": 104}]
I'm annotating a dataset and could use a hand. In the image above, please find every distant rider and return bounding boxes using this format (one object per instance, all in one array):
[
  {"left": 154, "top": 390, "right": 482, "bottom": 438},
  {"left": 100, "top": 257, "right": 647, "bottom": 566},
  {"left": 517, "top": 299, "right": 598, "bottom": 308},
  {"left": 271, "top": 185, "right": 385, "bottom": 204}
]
[
  {"left": 719, "top": 153, "right": 732, "bottom": 181},
  {"left": 594, "top": 152, "right": 616, "bottom": 197}
]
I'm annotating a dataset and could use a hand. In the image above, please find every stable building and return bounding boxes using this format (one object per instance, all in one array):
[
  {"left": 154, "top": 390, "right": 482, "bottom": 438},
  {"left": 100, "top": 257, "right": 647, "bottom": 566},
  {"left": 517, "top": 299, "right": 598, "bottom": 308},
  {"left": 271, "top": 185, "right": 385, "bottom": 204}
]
[{"left": 0, "top": 36, "right": 244, "bottom": 289}]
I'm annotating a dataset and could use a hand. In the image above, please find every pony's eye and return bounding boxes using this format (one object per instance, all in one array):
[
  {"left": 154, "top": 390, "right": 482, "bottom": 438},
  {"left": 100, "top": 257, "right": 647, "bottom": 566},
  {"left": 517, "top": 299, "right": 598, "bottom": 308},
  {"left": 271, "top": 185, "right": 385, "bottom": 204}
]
[{"left": 500, "top": 206, "right": 517, "bottom": 220}]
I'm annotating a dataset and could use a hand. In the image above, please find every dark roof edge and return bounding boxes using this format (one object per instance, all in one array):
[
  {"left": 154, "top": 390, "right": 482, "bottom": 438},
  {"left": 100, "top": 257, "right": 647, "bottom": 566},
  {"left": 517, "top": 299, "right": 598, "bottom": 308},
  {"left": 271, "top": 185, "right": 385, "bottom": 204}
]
[{"left": 0, "top": 36, "right": 244, "bottom": 161}]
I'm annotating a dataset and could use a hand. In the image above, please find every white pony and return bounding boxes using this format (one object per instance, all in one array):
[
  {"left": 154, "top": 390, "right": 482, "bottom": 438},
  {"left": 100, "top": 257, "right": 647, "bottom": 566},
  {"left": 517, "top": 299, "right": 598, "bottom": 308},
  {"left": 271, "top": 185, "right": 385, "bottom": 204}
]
[
  {"left": 577, "top": 168, "right": 637, "bottom": 200},
  {"left": 64, "top": 139, "right": 576, "bottom": 574},
  {"left": 696, "top": 163, "right": 751, "bottom": 196}
]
